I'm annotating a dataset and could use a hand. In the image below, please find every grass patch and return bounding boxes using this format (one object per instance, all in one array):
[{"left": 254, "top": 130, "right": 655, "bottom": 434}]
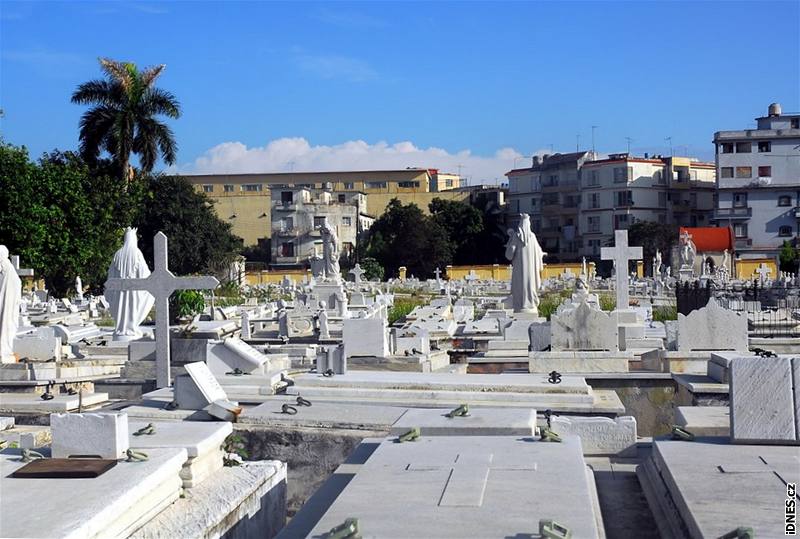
[
  {"left": 653, "top": 303, "right": 677, "bottom": 322},
  {"left": 388, "top": 297, "right": 426, "bottom": 325}
]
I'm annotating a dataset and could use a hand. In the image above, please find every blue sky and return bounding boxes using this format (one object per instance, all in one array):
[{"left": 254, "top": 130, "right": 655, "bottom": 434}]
[{"left": 2, "top": 0, "right": 798, "bottom": 182}]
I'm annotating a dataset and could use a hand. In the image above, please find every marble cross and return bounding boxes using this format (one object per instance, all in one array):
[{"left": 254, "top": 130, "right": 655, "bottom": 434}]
[
  {"left": 10, "top": 255, "right": 34, "bottom": 278},
  {"left": 434, "top": 267, "right": 442, "bottom": 282},
  {"left": 465, "top": 270, "right": 479, "bottom": 283},
  {"left": 754, "top": 263, "right": 772, "bottom": 284},
  {"left": 104, "top": 232, "right": 219, "bottom": 388},
  {"left": 349, "top": 263, "right": 365, "bottom": 284},
  {"left": 600, "top": 230, "right": 643, "bottom": 311}
]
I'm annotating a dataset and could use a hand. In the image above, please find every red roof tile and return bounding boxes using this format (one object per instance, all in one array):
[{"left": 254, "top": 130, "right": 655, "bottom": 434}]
[{"left": 679, "top": 226, "right": 735, "bottom": 252}]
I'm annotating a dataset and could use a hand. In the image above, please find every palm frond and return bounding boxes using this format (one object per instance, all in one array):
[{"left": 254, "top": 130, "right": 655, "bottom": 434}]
[
  {"left": 140, "top": 87, "right": 181, "bottom": 118},
  {"left": 77, "top": 106, "right": 117, "bottom": 164},
  {"left": 140, "top": 64, "right": 166, "bottom": 87},
  {"left": 71, "top": 80, "right": 118, "bottom": 106},
  {"left": 99, "top": 57, "right": 133, "bottom": 91}
]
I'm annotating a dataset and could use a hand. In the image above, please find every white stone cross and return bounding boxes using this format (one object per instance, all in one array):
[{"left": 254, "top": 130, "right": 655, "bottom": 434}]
[
  {"left": 349, "top": 263, "right": 365, "bottom": 284},
  {"left": 465, "top": 270, "right": 479, "bottom": 283},
  {"left": 600, "top": 230, "right": 643, "bottom": 311},
  {"left": 104, "top": 232, "right": 219, "bottom": 388},
  {"left": 434, "top": 267, "right": 442, "bottom": 282},
  {"left": 754, "top": 263, "right": 772, "bottom": 284},
  {"left": 407, "top": 451, "right": 536, "bottom": 507},
  {"left": 10, "top": 255, "right": 34, "bottom": 278}
]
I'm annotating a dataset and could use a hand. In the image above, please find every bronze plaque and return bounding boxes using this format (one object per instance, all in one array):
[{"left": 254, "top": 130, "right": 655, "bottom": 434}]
[{"left": 11, "top": 458, "right": 117, "bottom": 478}]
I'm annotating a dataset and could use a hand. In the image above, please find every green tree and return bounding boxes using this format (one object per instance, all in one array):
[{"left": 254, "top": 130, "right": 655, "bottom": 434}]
[
  {"left": 779, "top": 240, "right": 799, "bottom": 273},
  {"left": 71, "top": 58, "right": 180, "bottom": 176},
  {"left": 134, "top": 174, "right": 243, "bottom": 275},
  {"left": 627, "top": 220, "right": 678, "bottom": 275},
  {"left": 365, "top": 199, "right": 452, "bottom": 278},
  {"left": 360, "top": 257, "right": 384, "bottom": 281},
  {"left": 429, "top": 198, "right": 484, "bottom": 264},
  {"left": 468, "top": 191, "right": 508, "bottom": 264},
  {"left": 0, "top": 142, "right": 142, "bottom": 295}
]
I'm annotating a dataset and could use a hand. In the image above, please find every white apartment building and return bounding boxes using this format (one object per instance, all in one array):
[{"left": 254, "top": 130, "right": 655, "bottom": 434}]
[
  {"left": 270, "top": 188, "right": 375, "bottom": 269},
  {"left": 506, "top": 152, "right": 716, "bottom": 260},
  {"left": 712, "top": 103, "right": 800, "bottom": 259}
]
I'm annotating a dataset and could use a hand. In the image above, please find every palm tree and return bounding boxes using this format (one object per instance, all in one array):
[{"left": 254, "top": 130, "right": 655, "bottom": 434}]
[{"left": 71, "top": 58, "right": 181, "bottom": 176}]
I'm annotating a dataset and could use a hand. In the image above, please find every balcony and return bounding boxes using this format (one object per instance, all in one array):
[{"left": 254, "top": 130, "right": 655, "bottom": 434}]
[
  {"left": 735, "top": 238, "right": 753, "bottom": 249},
  {"left": 275, "top": 227, "right": 303, "bottom": 237},
  {"left": 713, "top": 207, "right": 752, "bottom": 220},
  {"left": 272, "top": 200, "right": 297, "bottom": 210}
]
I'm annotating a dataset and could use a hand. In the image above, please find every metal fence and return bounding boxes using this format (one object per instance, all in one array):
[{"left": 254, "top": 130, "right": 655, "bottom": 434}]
[{"left": 676, "top": 279, "right": 800, "bottom": 337}]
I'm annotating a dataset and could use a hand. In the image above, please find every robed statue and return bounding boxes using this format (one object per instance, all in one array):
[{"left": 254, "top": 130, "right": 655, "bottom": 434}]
[
  {"left": 0, "top": 246, "right": 21, "bottom": 363},
  {"left": 505, "top": 214, "right": 546, "bottom": 314},
  {"left": 319, "top": 217, "right": 341, "bottom": 281},
  {"left": 105, "top": 228, "right": 155, "bottom": 341}
]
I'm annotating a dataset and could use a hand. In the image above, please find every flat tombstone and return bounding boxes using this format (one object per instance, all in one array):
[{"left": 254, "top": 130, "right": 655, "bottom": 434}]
[
  {"left": 550, "top": 415, "right": 637, "bottom": 456},
  {"left": 730, "top": 356, "right": 797, "bottom": 444},
  {"left": 175, "top": 361, "right": 228, "bottom": 410}
]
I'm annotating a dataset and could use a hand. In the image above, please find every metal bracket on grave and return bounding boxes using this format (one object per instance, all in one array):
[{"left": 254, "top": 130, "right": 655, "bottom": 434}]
[
  {"left": 719, "top": 527, "right": 754, "bottom": 539},
  {"left": 322, "top": 517, "right": 360, "bottom": 539},
  {"left": 445, "top": 404, "right": 470, "bottom": 418},
  {"left": 539, "top": 519, "right": 572, "bottom": 539}
]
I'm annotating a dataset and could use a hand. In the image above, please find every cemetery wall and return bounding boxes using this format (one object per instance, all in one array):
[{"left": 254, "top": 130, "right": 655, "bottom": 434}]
[
  {"left": 245, "top": 269, "right": 311, "bottom": 285},
  {"left": 735, "top": 257, "right": 778, "bottom": 280},
  {"left": 446, "top": 264, "right": 511, "bottom": 281}
]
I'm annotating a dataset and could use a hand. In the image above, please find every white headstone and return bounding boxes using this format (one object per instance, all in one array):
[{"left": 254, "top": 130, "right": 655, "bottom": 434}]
[
  {"left": 174, "top": 361, "right": 228, "bottom": 410},
  {"left": 600, "top": 230, "right": 642, "bottom": 311},
  {"left": 51, "top": 412, "right": 129, "bottom": 459}
]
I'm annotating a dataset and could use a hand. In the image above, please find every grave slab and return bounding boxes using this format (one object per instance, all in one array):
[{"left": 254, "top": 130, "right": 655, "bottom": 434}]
[
  {"left": 639, "top": 439, "right": 800, "bottom": 538},
  {"left": 389, "top": 407, "right": 536, "bottom": 436},
  {"left": 529, "top": 351, "right": 631, "bottom": 373},
  {"left": 241, "top": 399, "right": 408, "bottom": 430},
  {"left": 128, "top": 420, "right": 232, "bottom": 487},
  {"left": 0, "top": 447, "right": 186, "bottom": 539},
  {"left": 674, "top": 406, "right": 730, "bottom": 437},
  {"left": 130, "top": 460, "right": 287, "bottom": 539},
  {"left": 303, "top": 435, "right": 602, "bottom": 538},
  {"left": 729, "top": 356, "right": 798, "bottom": 444},
  {"left": 51, "top": 412, "right": 129, "bottom": 460},
  {"left": 550, "top": 415, "right": 637, "bottom": 456},
  {"left": 0, "top": 392, "right": 108, "bottom": 413}
]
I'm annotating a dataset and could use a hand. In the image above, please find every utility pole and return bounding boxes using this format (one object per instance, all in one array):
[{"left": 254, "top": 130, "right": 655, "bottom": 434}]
[
  {"left": 665, "top": 137, "right": 673, "bottom": 156},
  {"left": 576, "top": 134, "right": 581, "bottom": 152}
]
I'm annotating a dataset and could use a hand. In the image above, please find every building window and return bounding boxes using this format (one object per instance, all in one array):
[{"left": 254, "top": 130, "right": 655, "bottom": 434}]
[
  {"left": 720, "top": 143, "right": 734, "bottom": 154},
  {"left": 721, "top": 167, "right": 734, "bottom": 179},
  {"left": 338, "top": 194, "right": 346, "bottom": 203},
  {"left": 281, "top": 242, "right": 294, "bottom": 257},
  {"left": 343, "top": 182, "right": 354, "bottom": 190},
  {"left": 758, "top": 141, "right": 771, "bottom": 152},
  {"left": 588, "top": 216, "right": 600, "bottom": 232},
  {"left": 223, "top": 184, "right": 234, "bottom": 193},
  {"left": 585, "top": 170, "right": 599, "bottom": 187},
  {"left": 398, "top": 181, "right": 420, "bottom": 188},
  {"left": 342, "top": 216, "right": 352, "bottom": 226},
  {"left": 614, "top": 190, "right": 633, "bottom": 206},
  {"left": 733, "top": 223, "right": 748, "bottom": 238},
  {"left": 778, "top": 195, "right": 792, "bottom": 207},
  {"left": 654, "top": 170, "right": 665, "bottom": 184},
  {"left": 202, "top": 184, "right": 214, "bottom": 193},
  {"left": 758, "top": 166, "right": 772, "bottom": 178},
  {"left": 445, "top": 179, "right": 453, "bottom": 188},
  {"left": 613, "top": 167, "right": 628, "bottom": 183},
  {"left": 735, "top": 142, "right": 751, "bottom": 153},
  {"left": 792, "top": 118, "right": 800, "bottom": 129},
  {"left": 588, "top": 193, "right": 599, "bottom": 209},
  {"left": 733, "top": 193, "right": 748, "bottom": 208},
  {"left": 779, "top": 225, "right": 793, "bottom": 237},
  {"left": 313, "top": 216, "right": 326, "bottom": 227},
  {"left": 530, "top": 198, "right": 537, "bottom": 208},
  {"left": 365, "top": 181, "right": 387, "bottom": 189},
  {"left": 735, "top": 167, "right": 752, "bottom": 179},
  {"left": 242, "top": 184, "right": 263, "bottom": 192}
]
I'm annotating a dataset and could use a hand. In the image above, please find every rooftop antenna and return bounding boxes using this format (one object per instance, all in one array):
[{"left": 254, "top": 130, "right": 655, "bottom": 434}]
[
  {"left": 457, "top": 164, "right": 464, "bottom": 177},
  {"left": 549, "top": 143, "right": 554, "bottom": 153},
  {"left": 625, "top": 137, "right": 633, "bottom": 154},
  {"left": 591, "top": 125, "right": 598, "bottom": 156},
  {"left": 288, "top": 160, "right": 295, "bottom": 172},
  {"left": 576, "top": 134, "right": 581, "bottom": 152},
  {"left": 665, "top": 137, "right": 673, "bottom": 156}
]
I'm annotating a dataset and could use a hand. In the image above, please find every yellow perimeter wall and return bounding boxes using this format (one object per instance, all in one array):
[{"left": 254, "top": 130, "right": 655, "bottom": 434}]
[
  {"left": 245, "top": 269, "right": 311, "bottom": 286},
  {"left": 446, "top": 262, "right": 596, "bottom": 281},
  {"left": 735, "top": 258, "right": 778, "bottom": 280}
]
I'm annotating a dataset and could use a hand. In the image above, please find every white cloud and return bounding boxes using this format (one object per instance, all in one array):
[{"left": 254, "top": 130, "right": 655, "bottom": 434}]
[{"left": 180, "top": 138, "right": 552, "bottom": 183}]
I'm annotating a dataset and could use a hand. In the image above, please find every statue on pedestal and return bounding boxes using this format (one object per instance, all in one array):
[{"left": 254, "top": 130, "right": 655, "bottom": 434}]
[
  {"left": 319, "top": 217, "right": 341, "bottom": 281},
  {"left": 105, "top": 228, "right": 155, "bottom": 341},
  {"left": 505, "top": 214, "right": 545, "bottom": 314},
  {"left": 0, "top": 246, "right": 22, "bottom": 363}
]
